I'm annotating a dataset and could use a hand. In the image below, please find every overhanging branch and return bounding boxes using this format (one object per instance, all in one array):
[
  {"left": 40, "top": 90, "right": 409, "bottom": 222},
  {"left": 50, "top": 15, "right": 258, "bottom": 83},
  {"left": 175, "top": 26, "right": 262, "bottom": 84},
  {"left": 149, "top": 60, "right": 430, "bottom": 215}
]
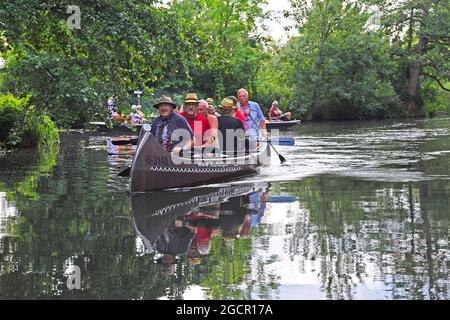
[{"left": 424, "top": 73, "right": 450, "bottom": 91}]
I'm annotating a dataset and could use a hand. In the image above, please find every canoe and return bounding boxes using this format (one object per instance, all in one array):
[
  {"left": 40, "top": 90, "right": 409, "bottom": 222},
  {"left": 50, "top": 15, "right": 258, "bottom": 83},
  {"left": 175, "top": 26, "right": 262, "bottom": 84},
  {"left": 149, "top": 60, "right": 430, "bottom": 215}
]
[
  {"left": 89, "top": 121, "right": 143, "bottom": 133},
  {"left": 266, "top": 120, "right": 300, "bottom": 130},
  {"left": 131, "top": 183, "right": 269, "bottom": 253},
  {"left": 130, "top": 130, "right": 271, "bottom": 192}
]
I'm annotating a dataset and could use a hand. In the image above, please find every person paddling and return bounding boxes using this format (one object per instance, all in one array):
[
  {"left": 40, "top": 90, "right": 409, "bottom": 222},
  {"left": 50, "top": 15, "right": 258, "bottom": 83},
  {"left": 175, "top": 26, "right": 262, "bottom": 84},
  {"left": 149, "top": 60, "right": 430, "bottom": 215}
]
[{"left": 237, "top": 88, "right": 267, "bottom": 151}]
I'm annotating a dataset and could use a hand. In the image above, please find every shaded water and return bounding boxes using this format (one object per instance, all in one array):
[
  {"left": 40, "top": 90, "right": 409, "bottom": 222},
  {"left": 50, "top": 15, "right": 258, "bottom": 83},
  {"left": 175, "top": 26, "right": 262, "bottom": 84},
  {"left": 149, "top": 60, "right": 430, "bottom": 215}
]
[{"left": 0, "top": 117, "right": 449, "bottom": 299}]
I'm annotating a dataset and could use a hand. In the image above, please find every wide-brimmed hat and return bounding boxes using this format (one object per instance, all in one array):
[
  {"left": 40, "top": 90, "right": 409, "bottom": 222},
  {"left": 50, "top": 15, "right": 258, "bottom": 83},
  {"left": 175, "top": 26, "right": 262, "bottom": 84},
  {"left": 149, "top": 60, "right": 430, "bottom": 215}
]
[
  {"left": 219, "top": 98, "right": 235, "bottom": 110},
  {"left": 184, "top": 93, "right": 199, "bottom": 104},
  {"left": 153, "top": 95, "right": 177, "bottom": 109},
  {"left": 206, "top": 98, "right": 214, "bottom": 106},
  {"left": 226, "top": 96, "right": 238, "bottom": 106}
]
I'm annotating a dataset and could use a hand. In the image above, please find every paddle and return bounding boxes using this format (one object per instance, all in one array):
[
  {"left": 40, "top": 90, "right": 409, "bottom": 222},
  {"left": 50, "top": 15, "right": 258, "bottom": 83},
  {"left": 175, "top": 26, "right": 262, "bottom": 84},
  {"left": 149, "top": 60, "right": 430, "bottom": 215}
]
[
  {"left": 118, "top": 166, "right": 131, "bottom": 177},
  {"left": 247, "top": 114, "right": 286, "bottom": 164},
  {"left": 110, "top": 137, "right": 138, "bottom": 145},
  {"left": 267, "top": 195, "right": 297, "bottom": 203},
  {"left": 267, "top": 137, "right": 295, "bottom": 146}
]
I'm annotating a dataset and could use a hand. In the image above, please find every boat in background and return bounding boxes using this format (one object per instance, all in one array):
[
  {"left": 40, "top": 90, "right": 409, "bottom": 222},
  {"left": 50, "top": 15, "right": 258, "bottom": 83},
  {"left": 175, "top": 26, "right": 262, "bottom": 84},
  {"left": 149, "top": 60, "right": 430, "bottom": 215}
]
[
  {"left": 89, "top": 121, "right": 142, "bottom": 133},
  {"left": 266, "top": 120, "right": 300, "bottom": 130}
]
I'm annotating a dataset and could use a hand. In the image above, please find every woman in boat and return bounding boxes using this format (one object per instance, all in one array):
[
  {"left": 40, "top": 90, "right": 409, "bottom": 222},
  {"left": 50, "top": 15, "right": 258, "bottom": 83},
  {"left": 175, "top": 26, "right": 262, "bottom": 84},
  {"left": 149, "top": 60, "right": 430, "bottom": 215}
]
[
  {"left": 150, "top": 95, "right": 194, "bottom": 152},
  {"left": 130, "top": 104, "right": 146, "bottom": 123},
  {"left": 269, "top": 100, "right": 291, "bottom": 121}
]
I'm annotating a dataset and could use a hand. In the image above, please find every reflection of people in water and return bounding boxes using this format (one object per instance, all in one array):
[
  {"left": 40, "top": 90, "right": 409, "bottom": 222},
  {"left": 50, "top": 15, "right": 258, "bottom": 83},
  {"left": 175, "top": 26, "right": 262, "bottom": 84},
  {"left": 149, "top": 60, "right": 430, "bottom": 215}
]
[
  {"left": 130, "top": 184, "right": 270, "bottom": 270},
  {"left": 185, "top": 205, "right": 221, "bottom": 258},
  {"left": 246, "top": 189, "right": 270, "bottom": 227},
  {"left": 219, "top": 195, "right": 250, "bottom": 240},
  {"left": 106, "top": 138, "right": 136, "bottom": 168},
  {"left": 156, "top": 217, "right": 197, "bottom": 260}
]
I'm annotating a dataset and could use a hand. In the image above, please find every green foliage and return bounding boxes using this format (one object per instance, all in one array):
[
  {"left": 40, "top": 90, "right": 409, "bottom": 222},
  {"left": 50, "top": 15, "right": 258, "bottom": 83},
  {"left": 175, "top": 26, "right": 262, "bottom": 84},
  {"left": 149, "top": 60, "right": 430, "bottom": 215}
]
[
  {"left": 0, "top": 93, "right": 25, "bottom": 142},
  {"left": 162, "top": 0, "right": 269, "bottom": 101},
  {"left": 0, "top": 93, "right": 59, "bottom": 148},
  {"left": 283, "top": 0, "right": 402, "bottom": 120},
  {"left": 364, "top": 0, "right": 450, "bottom": 115},
  {"left": 1, "top": 0, "right": 447, "bottom": 124},
  {"left": 0, "top": 0, "right": 165, "bottom": 128}
]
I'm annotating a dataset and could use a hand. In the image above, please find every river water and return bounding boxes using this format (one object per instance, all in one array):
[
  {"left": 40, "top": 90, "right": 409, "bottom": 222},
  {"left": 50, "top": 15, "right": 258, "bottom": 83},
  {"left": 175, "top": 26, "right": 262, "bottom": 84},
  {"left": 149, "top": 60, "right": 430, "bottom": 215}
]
[{"left": 0, "top": 117, "right": 448, "bottom": 299}]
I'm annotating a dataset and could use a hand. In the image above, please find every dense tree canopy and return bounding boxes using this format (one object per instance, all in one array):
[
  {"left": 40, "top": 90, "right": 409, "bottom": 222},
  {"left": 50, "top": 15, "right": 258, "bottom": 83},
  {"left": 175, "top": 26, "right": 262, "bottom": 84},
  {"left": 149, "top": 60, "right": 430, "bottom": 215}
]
[{"left": 0, "top": 0, "right": 448, "bottom": 128}]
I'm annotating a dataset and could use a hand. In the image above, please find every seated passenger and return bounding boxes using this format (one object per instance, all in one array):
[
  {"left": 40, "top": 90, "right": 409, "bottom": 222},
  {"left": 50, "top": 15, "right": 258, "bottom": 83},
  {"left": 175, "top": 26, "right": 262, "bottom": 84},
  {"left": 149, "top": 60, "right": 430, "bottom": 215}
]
[
  {"left": 269, "top": 100, "right": 291, "bottom": 121},
  {"left": 217, "top": 98, "right": 246, "bottom": 155},
  {"left": 180, "top": 93, "right": 213, "bottom": 147},
  {"left": 226, "top": 95, "right": 247, "bottom": 130},
  {"left": 150, "top": 96, "right": 193, "bottom": 152},
  {"left": 207, "top": 98, "right": 220, "bottom": 117},
  {"left": 197, "top": 99, "right": 219, "bottom": 149},
  {"left": 130, "top": 104, "right": 146, "bottom": 123}
]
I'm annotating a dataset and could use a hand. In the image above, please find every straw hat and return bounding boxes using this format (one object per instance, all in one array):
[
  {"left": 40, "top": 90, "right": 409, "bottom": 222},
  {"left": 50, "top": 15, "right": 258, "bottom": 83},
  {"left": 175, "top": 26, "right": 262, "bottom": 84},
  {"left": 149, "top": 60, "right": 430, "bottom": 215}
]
[
  {"left": 219, "top": 98, "right": 235, "bottom": 110},
  {"left": 184, "top": 93, "right": 199, "bottom": 104},
  {"left": 206, "top": 98, "right": 214, "bottom": 106},
  {"left": 153, "top": 95, "right": 177, "bottom": 109}
]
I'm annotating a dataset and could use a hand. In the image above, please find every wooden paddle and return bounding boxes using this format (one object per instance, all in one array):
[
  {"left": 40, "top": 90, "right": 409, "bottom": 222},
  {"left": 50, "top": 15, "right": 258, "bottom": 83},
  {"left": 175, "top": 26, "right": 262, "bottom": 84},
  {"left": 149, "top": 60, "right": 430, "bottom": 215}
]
[{"left": 117, "top": 166, "right": 131, "bottom": 177}]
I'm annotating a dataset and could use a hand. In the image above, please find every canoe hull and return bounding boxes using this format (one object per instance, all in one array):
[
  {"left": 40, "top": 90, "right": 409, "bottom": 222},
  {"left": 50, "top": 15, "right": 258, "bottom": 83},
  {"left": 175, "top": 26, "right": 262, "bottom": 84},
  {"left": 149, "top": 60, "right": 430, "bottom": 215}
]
[
  {"left": 93, "top": 122, "right": 142, "bottom": 133},
  {"left": 130, "top": 132, "right": 270, "bottom": 192},
  {"left": 266, "top": 120, "right": 300, "bottom": 130}
]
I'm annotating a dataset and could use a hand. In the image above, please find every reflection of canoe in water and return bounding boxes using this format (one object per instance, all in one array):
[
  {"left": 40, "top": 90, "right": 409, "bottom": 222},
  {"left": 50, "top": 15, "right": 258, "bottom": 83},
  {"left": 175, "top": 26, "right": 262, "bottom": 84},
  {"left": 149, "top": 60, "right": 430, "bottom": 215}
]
[
  {"left": 89, "top": 121, "right": 143, "bottom": 133},
  {"left": 130, "top": 130, "right": 271, "bottom": 192},
  {"left": 130, "top": 183, "right": 269, "bottom": 251},
  {"left": 266, "top": 120, "right": 300, "bottom": 130}
]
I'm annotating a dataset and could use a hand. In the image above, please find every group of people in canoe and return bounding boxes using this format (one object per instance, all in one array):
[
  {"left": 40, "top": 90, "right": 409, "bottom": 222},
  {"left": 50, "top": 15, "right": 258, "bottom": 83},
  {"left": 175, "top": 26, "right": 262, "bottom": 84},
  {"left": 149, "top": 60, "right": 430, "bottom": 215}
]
[
  {"left": 107, "top": 88, "right": 294, "bottom": 155},
  {"left": 149, "top": 88, "right": 269, "bottom": 155}
]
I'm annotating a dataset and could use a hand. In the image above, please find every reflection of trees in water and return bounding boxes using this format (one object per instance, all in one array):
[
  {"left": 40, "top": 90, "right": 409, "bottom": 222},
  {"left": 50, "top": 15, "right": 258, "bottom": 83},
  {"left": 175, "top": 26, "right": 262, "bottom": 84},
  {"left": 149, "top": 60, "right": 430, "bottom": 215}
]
[{"left": 280, "top": 177, "right": 449, "bottom": 299}]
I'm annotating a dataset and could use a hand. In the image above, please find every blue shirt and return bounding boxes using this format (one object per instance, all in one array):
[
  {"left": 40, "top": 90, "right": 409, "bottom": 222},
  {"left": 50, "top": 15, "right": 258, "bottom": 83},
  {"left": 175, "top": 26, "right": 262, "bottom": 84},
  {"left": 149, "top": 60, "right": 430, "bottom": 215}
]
[{"left": 238, "top": 101, "right": 266, "bottom": 139}]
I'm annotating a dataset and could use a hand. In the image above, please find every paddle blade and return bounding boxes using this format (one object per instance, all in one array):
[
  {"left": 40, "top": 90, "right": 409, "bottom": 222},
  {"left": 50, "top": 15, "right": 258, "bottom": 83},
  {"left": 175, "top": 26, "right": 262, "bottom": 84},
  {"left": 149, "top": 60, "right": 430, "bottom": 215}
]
[
  {"left": 117, "top": 166, "right": 131, "bottom": 177},
  {"left": 278, "top": 154, "right": 287, "bottom": 164},
  {"left": 267, "top": 137, "right": 295, "bottom": 146},
  {"left": 110, "top": 139, "right": 131, "bottom": 146}
]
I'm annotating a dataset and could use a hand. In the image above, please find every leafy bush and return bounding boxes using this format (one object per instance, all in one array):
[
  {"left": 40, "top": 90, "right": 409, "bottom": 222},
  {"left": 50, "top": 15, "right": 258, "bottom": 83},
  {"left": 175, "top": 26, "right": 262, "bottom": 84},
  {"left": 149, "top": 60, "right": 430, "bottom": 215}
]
[{"left": 0, "top": 94, "right": 59, "bottom": 148}]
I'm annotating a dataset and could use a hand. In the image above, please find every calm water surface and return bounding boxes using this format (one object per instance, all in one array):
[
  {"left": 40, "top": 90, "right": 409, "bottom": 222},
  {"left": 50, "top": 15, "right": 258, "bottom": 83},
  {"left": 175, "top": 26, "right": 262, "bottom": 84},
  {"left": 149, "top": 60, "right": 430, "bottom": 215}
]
[{"left": 0, "top": 117, "right": 449, "bottom": 299}]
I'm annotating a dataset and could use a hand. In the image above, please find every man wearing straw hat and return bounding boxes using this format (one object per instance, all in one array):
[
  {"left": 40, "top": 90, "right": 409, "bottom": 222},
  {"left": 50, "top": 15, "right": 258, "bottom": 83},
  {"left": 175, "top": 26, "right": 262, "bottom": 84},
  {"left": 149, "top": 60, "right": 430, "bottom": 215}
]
[
  {"left": 180, "top": 93, "right": 212, "bottom": 147},
  {"left": 217, "top": 98, "right": 246, "bottom": 155}
]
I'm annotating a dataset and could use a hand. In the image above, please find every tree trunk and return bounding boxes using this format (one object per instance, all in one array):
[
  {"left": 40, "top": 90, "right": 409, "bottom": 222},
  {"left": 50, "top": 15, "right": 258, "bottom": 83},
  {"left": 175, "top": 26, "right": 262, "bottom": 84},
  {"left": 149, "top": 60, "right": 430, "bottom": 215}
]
[
  {"left": 406, "top": 0, "right": 431, "bottom": 116},
  {"left": 406, "top": 35, "right": 429, "bottom": 116}
]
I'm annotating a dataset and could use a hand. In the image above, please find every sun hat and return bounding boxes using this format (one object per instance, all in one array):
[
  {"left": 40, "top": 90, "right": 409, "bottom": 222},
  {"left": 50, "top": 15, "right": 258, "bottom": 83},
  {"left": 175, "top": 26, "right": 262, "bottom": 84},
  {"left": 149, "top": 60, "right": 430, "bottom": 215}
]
[
  {"left": 184, "top": 93, "right": 199, "bottom": 104},
  {"left": 153, "top": 95, "right": 177, "bottom": 109},
  {"left": 219, "top": 98, "right": 235, "bottom": 110}
]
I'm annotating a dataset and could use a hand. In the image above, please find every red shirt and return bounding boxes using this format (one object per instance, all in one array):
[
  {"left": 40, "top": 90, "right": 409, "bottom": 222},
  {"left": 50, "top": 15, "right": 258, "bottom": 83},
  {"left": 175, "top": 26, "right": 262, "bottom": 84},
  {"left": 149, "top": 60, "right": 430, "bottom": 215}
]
[
  {"left": 269, "top": 106, "right": 282, "bottom": 120},
  {"left": 180, "top": 112, "right": 211, "bottom": 146},
  {"left": 234, "top": 109, "right": 247, "bottom": 129}
]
